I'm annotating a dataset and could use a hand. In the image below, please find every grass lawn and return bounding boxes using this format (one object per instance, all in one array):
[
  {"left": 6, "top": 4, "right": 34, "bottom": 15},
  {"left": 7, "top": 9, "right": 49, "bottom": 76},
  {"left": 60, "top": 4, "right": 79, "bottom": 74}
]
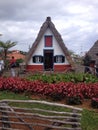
[
  {"left": 0, "top": 90, "right": 98, "bottom": 130},
  {"left": 0, "top": 91, "right": 31, "bottom": 100},
  {"left": 81, "top": 109, "right": 98, "bottom": 130}
]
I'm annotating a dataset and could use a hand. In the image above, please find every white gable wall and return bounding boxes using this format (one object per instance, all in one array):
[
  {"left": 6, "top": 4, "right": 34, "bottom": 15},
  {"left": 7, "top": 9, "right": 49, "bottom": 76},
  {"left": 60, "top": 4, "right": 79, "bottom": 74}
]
[{"left": 28, "top": 28, "right": 69, "bottom": 65}]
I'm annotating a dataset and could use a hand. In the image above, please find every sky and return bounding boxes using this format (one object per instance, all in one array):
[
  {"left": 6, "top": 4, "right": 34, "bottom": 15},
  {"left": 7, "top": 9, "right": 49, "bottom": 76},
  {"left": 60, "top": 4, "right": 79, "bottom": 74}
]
[{"left": 0, "top": 0, "right": 98, "bottom": 55}]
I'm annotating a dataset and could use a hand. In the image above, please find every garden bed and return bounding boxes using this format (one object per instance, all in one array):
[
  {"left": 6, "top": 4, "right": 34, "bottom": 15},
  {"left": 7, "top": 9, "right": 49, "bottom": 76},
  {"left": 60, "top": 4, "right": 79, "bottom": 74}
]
[
  {"left": 31, "top": 94, "right": 98, "bottom": 112},
  {"left": 0, "top": 72, "right": 98, "bottom": 129}
]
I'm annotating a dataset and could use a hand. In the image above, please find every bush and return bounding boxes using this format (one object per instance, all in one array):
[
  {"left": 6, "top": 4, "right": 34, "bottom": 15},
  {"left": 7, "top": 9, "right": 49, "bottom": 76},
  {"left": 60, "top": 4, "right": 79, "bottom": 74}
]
[
  {"left": 66, "top": 96, "right": 83, "bottom": 105},
  {"left": 51, "top": 93, "right": 64, "bottom": 101},
  {"left": 91, "top": 98, "right": 98, "bottom": 108},
  {"left": 26, "top": 73, "right": 98, "bottom": 83}
]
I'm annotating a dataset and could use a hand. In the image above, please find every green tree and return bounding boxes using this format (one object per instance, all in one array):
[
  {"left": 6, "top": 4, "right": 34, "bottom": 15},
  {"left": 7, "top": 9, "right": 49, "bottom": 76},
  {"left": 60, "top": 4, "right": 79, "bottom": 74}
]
[
  {"left": 68, "top": 50, "right": 82, "bottom": 64},
  {"left": 0, "top": 40, "right": 17, "bottom": 68}
]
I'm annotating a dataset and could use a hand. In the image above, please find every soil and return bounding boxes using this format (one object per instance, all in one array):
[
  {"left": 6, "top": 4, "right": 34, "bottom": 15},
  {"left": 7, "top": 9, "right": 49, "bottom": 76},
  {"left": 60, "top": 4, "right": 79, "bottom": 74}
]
[{"left": 31, "top": 94, "right": 98, "bottom": 112}]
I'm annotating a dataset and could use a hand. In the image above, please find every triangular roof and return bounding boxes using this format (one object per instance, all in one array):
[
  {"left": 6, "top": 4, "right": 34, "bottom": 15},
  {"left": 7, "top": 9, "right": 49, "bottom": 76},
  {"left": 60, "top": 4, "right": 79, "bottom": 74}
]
[
  {"left": 88, "top": 40, "right": 98, "bottom": 62},
  {"left": 26, "top": 17, "right": 75, "bottom": 68}
]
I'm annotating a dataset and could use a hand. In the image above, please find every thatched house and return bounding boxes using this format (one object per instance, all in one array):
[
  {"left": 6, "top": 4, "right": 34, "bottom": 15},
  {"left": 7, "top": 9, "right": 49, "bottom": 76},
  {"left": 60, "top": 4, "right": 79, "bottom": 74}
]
[
  {"left": 88, "top": 40, "right": 98, "bottom": 65},
  {"left": 26, "top": 17, "right": 74, "bottom": 72}
]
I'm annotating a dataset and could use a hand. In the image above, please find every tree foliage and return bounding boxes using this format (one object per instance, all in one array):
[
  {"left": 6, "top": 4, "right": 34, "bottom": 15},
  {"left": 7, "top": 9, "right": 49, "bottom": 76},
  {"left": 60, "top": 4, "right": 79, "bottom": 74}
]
[{"left": 0, "top": 40, "right": 17, "bottom": 68}]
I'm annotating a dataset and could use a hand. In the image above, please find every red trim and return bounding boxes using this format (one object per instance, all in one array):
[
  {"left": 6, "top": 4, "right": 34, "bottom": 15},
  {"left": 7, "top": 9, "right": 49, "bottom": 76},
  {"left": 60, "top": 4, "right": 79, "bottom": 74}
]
[
  {"left": 26, "top": 64, "right": 71, "bottom": 72},
  {"left": 54, "top": 65, "right": 71, "bottom": 71},
  {"left": 26, "top": 65, "right": 43, "bottom": 71}
]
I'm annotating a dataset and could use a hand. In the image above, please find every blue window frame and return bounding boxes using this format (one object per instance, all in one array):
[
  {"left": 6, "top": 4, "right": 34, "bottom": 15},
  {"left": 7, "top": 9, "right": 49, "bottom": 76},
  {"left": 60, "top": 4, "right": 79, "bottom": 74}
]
[
  {"left": 33, "top": 55, "right": 43, "bottom": 63},
  {"left": 54, "top": 55, "right": 65, "bottom": 63}
]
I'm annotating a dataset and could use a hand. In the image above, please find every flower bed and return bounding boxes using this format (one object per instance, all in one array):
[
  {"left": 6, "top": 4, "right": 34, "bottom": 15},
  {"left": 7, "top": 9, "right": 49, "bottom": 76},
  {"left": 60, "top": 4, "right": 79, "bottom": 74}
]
[{"left": 0, "top": 76, "right": 98, "bottom": 106}]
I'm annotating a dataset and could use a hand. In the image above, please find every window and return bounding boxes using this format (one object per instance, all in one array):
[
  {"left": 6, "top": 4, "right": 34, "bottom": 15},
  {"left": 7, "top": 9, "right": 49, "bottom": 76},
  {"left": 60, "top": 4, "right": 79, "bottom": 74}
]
[
  {"left": 54, "top": 55, "right": 65, "bottom": 63},
  {"left": 45, "top": 36, "right": 52, "bottom": 47},
  {"left": 33, "top": 56, "right": 43, "bottom": 63}
]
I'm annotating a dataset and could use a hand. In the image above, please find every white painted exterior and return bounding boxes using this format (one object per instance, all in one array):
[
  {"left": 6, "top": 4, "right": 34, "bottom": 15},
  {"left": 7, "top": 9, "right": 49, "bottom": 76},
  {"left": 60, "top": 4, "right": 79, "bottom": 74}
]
[{"left": 28, "top": 28, "right": 69, "bottom": 65}]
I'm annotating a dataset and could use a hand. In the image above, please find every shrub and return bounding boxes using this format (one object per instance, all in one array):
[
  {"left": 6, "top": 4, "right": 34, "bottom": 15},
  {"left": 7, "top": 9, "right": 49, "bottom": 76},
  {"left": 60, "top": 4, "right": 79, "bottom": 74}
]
[
  {"left": 91, "top": 98, "right": 98, "bottom": 108},
  {"left": 0, "top": 77, "right": 98, "bottom": 103},
  {"left": 51, "top": 93, "right": 64, "bottom": 101},
  {"left": 66, "top": 96, "right": 83, "bottom": 105},
  {"left": 26, "top": 73, "right": 98, "bottom": 83}
]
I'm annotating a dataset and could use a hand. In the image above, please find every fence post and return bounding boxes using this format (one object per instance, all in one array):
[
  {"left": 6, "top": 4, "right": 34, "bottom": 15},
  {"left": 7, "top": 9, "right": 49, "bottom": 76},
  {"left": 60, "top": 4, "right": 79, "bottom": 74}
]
[{"left": 71, "top": 109, "right": 79, "bottom": 129}]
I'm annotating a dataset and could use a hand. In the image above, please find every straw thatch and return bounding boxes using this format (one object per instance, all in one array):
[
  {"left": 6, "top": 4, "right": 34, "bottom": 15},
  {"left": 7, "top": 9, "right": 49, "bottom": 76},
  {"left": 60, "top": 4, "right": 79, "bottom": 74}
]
[
  {"left": 26, "top": 17, "right": 74, "bottom": 68},
  {"left": 88, "top": 40, "right": 98, "bottom": 64}
]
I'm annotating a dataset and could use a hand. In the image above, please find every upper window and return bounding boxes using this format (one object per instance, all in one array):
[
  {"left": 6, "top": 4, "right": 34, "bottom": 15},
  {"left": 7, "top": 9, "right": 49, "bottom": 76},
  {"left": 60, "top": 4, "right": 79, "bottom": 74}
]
[{"left": 45, "top": 36, "right": 52, "bottom": 47}]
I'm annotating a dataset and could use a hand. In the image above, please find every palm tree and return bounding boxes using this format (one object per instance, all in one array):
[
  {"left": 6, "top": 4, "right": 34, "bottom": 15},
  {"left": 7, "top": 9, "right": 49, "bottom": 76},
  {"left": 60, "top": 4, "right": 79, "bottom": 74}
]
[{"left": 0, "top": 40, "right": 17, "bottom": 68}]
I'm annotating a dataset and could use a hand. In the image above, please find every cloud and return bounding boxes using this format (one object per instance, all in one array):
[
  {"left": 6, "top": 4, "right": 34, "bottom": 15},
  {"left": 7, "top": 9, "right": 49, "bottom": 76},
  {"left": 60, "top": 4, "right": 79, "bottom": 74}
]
[{"left": 0, "top": 0, "right": 98, "bottom": 55}]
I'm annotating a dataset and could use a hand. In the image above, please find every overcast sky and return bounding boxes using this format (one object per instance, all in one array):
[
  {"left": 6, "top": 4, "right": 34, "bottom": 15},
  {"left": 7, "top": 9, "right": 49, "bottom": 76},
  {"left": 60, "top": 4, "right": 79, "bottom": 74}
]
[{"left": 0, "top": 0, "right": 98, "bottom": 55}]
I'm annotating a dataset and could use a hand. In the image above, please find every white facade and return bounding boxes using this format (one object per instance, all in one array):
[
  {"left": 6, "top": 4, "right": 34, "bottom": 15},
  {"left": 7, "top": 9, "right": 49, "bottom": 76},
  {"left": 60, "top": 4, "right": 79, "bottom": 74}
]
[{"left": 28, "top": 28, "right": 69, "bottom": 65}]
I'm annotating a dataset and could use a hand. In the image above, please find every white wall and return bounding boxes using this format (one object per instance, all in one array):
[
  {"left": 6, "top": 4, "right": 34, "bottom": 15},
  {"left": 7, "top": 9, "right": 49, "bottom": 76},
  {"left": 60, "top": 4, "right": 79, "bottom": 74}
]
[{"left": 28, "top": 28, "right": 69, "bottom": 65}]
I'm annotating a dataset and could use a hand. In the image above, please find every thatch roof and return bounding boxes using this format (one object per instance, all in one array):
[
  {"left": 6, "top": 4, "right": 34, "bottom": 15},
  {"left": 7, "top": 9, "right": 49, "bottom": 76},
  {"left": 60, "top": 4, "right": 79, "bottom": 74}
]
[
  {"left": 26, "top": 17, "right": 74, "bottom": 67},
  {"left": 88, "top": 40, "right": 98, "bottom": 64}
]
